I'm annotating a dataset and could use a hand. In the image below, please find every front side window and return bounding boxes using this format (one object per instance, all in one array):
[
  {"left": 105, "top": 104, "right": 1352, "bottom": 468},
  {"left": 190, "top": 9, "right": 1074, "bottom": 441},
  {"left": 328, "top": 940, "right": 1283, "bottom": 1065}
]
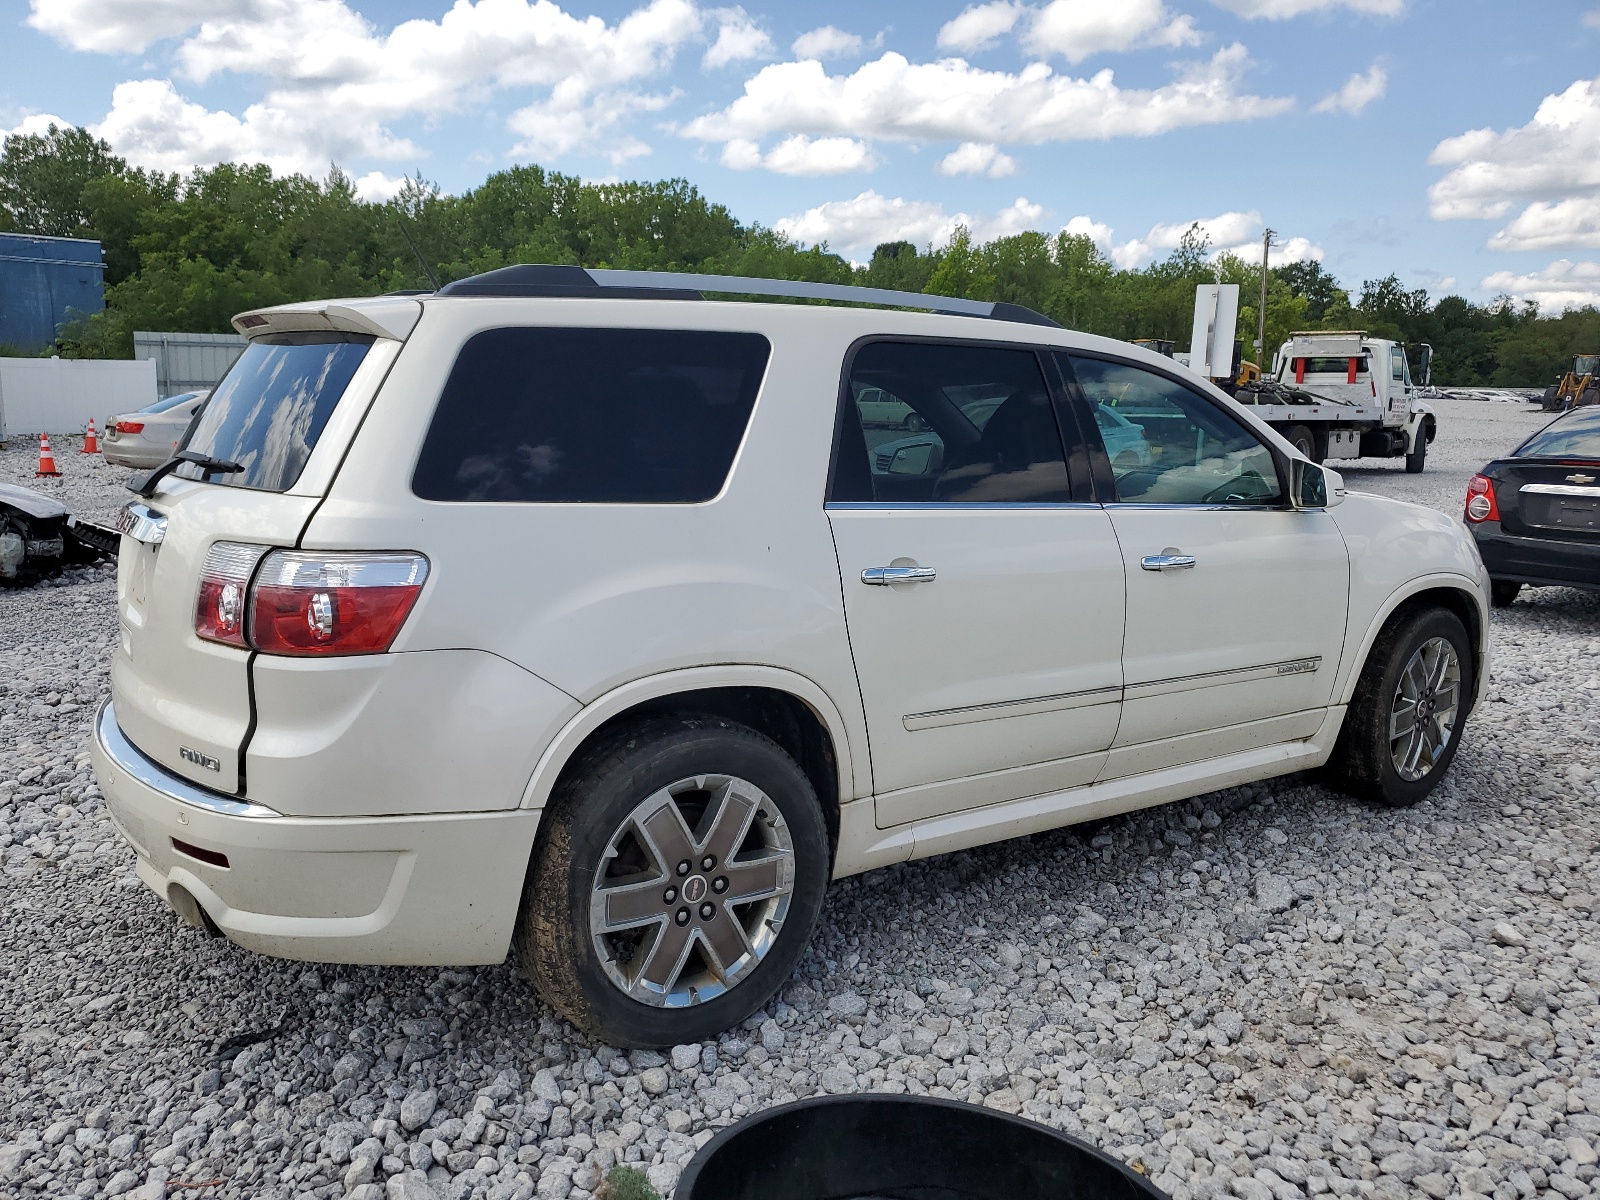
[
  {"left": 1392, "top": 350, "right": 1408, "bottom": 383},
  {"left": 1066, "top": 356, "right": 1282, "bottom": 506},
  {"left": 178, "top": 334, "right": 372, "bottom": 492},
  {"left": 413, "top": 328, "right": 771, "bottom": 503},
  {"left": 829, "top": 341, "right": 1069, "bottom": 504}
]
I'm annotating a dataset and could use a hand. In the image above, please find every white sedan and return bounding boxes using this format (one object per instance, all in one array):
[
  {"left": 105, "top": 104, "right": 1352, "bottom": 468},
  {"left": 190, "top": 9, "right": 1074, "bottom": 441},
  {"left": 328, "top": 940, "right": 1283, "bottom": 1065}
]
[{"left": 102, "top": 391, "right": 208, "bottom": 468}]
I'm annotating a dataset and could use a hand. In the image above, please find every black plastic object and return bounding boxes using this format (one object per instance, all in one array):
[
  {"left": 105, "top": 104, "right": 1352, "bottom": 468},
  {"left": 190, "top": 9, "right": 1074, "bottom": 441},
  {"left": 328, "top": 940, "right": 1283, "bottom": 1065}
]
[{"left": 676, "top": 1095, "right": 1172, "bottom": 1200}]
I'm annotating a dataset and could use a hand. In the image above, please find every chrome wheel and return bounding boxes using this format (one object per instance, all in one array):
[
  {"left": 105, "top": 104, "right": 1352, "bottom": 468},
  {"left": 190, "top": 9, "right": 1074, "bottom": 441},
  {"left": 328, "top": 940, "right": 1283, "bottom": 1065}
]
[
  {"left": 589, "top": 774, "right": 794, "bottom": 1008},
  {"left": 1389, "top": 636, "right": 1461, "bottom": 782}
]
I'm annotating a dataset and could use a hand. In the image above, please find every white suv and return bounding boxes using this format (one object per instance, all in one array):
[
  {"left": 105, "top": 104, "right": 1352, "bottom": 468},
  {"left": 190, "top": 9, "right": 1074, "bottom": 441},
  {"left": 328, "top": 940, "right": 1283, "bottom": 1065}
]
[{"left": 92, "top": 265, "right": 1489, "bottom": 1047}]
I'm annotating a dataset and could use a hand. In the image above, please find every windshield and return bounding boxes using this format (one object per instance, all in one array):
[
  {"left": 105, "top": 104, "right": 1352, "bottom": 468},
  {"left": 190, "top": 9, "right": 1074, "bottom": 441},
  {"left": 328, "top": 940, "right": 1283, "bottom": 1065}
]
[
  {"left": 1516, "top": 408, "right": 1600, "bottom": 459},
  {"left": 1576, "top": 355, "right": 1600, "bottom": 377},
  {"left": 140, "top": 391, "right": 202, "bottom": 414},
  {"left": 176, "top": 333, "right": 372, "bottom": 491}
]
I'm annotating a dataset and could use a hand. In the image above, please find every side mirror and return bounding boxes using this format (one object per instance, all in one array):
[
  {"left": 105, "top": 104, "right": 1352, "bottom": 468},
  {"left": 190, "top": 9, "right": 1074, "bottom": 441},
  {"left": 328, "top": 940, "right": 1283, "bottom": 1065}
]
[
  {"left": 1418, "top": 343, "right": 1433, "bottom": 388},
  {"left": 1290, "top": 460, "right": 1345, "bottom": 509}
]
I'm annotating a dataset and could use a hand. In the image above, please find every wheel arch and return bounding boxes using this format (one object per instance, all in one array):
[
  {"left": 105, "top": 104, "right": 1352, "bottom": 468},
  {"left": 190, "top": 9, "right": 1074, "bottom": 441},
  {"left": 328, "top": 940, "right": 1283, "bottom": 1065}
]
[
  {"left": 518, "top": 666, "right": 862, "bottom": 841},
  {"left": 1338, "top": 576, "right": 1487, "bottom": 713}
]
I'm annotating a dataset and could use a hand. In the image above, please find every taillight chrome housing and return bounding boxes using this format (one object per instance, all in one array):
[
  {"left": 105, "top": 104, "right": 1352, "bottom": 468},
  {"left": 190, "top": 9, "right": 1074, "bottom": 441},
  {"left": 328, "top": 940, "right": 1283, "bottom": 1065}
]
[
  {"left": 1465, "top": 474, "right": 1500, "bottom": 523},
  {"left": 195, "top": 544, "right": 429, "bottom": 656}
]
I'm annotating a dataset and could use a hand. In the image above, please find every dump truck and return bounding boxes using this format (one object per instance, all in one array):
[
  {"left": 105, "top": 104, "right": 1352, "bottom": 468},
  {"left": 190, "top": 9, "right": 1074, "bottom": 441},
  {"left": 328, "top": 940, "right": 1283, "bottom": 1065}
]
[{"left": 1541, "top": 353, "right": 1600, "bottom": 412}]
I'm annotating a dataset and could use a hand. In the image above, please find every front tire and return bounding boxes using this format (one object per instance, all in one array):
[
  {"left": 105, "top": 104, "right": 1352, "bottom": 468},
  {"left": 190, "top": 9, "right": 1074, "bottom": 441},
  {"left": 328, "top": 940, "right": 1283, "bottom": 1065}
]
[
  {"left": 518, "top": 714, "right": 829, "bottom": 1047},
  {"left": 1405, "top": 432, "right": 1426, "bottom": 473},
  {"left": 1327, "top": 607, "right": 1473, "bottom": 807}
]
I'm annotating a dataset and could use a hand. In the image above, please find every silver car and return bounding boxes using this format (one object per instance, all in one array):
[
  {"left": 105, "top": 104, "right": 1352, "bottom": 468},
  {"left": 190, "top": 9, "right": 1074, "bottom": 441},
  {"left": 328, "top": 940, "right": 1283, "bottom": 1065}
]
[{"left": 102, "top": 391, "right": 208, "bottom": 469}]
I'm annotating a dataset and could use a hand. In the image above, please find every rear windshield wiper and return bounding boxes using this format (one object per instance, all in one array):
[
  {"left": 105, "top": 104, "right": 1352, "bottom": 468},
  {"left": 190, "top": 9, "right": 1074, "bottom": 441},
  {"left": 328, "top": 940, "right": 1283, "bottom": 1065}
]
[{"left": 131, "top": 450, "right": 245, "bottom": 498}]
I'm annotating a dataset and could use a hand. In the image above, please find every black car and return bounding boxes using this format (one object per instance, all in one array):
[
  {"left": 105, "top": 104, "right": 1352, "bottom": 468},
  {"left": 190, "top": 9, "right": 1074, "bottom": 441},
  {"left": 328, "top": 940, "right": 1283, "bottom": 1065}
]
[{"left": 1465, "top": 405, "right": 1600, "bottom": 606}]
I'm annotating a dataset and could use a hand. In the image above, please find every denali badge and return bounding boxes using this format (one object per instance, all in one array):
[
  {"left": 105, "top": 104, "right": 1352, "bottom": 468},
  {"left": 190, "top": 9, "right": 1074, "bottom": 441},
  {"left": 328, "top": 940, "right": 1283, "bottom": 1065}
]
[
  {"left": 1276, "top": 659, "right": 1318, "bottom": 676},
  {"left": 179, "top": 746, "right": 222, "bottom": 772}
]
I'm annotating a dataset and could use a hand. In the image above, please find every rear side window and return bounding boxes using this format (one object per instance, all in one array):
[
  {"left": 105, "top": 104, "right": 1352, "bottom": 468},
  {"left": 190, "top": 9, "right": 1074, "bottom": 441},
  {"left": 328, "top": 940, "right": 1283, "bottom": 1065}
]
[
  {"left": 413, "top": 328, "right": 771, "bottom": 503},
  {"left": 829, "top": 341, "right": 1069, "bottom": 504},
  {"left": 177, "top": 333, "right": 373, "bottom": 491}
]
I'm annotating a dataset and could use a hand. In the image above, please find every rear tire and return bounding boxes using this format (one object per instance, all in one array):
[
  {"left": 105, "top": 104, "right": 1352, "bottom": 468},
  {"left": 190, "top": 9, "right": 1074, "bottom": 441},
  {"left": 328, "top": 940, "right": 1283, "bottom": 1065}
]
[
  {"left": 1327, "top": 607, "right": 1473, "bottom": 808},
  {"left": 1405, "top": 433, "right": 1426, "bottom": 473},
  {"left": 1490, "top": 580, "right": 1521, "bottom": 608},
  {"left": 1283, "top": 424, "right": 1317, "bottom": 462},
  {"left": 517, "top": 713, "right": 829, "bottom": 1047},
  {"left": 1580, "top": 386, "right": 1600, "bottom": 409}
]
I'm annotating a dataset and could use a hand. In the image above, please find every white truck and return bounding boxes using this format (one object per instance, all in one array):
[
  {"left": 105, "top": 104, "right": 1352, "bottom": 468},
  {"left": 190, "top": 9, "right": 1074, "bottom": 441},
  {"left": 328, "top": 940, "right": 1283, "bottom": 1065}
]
[{"left": 1236, "top": 330, "right": 1437, "bottom": 473}]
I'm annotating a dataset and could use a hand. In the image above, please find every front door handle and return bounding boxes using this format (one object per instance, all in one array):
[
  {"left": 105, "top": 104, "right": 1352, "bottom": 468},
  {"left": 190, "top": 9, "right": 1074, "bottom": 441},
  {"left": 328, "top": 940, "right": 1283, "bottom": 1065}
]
[
  {"left": 862, "top": 566, "right": 937, "bottom": 585},
  {"left": 1141, "top": 552, "right": 1197, "bottom": 572}
]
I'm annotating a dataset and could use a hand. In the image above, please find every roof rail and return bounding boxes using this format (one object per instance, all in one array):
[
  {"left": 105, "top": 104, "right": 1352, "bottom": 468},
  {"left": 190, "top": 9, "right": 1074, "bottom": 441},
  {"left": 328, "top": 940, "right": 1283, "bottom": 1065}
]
[{"left": 433, "top": 263, "right": 1061, "bottom": 328}]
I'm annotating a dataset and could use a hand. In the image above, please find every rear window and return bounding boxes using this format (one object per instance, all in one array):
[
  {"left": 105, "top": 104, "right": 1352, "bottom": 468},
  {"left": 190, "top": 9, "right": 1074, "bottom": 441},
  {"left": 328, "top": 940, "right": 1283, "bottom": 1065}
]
[
  {"left": 140, "top": 391, "right": 202, "bottom": 414},
  {"left": 177, "top": 333, "right": 372, "bottom": 491},
  {"left": 1516, "top": 408, "right": 1600, "bottom": 459},
  {"left": 412, "top": 328, "right": 771, "bottom": 503}
]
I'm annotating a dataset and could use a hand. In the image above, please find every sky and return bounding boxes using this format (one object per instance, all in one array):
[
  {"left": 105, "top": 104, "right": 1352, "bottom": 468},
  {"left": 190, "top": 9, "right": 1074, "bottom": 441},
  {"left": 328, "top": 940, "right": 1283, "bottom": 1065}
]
[{"left": 4, "top": 0, "right": 1600, "bottom": 311}]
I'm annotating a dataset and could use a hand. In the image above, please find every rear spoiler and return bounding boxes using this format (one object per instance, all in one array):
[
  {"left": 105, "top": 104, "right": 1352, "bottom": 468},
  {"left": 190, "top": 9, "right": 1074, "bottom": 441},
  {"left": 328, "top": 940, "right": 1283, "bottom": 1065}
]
[{"left": 232, "top": 297, "right": 422, "bottom": 342}]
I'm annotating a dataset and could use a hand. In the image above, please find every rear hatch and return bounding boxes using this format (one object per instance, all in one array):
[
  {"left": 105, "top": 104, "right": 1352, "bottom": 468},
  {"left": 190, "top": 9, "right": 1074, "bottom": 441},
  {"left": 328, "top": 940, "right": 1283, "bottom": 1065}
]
[{"left": 112, "top": 303, "right": 415, "bottom": 793}]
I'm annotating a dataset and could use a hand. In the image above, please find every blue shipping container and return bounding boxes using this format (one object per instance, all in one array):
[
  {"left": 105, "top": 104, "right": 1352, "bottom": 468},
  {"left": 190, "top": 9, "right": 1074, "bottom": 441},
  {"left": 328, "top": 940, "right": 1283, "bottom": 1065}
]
[{"left": 0, "top": 233, "right": 106, "bottom": 353}]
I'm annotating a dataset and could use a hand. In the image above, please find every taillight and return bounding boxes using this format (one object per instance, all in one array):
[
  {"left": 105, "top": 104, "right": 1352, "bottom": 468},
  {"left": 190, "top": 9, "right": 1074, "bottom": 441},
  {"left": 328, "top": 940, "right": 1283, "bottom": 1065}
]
[
  {"left": 116, "top": 421, "right": 144, "bottom": 434},
  {"left": 1465, "top": 474, "right": 1500, "bottom": 523},
  {"left": 249, "top": 551, "right": 429, "bottom": 656},
  {"left": 196, "top": 543, "right": 269, "bottom": 647}
]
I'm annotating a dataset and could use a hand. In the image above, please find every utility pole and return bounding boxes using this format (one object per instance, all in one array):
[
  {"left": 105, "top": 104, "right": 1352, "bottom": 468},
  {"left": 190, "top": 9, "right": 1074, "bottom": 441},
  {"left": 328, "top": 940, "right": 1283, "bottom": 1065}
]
[{"left": 1258, "top": 228, "right": 1276, "bottom": 366}]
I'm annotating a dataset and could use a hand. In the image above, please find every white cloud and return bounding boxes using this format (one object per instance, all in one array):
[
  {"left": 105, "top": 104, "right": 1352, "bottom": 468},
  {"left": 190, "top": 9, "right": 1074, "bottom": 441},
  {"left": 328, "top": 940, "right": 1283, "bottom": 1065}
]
[
  {"left": 1073, "top": 209, "right": 1321, "bottom": 269},
  {"left": 1429, "top": 76, "right": 1600, "bottom": 252},
  {"left": 1209, "top": 0, "right": 1404, "bottom": 17},
  {"left": 352, "top": 170, "right": 406, "bottom": 202},
  {"left": 3, "top": 112, "right": 73, "bottom": 140},
  {"left": 792, "top": 25, "right": 869, "bottom": 60},
  {"left": 938, "top": 141, "right": 1017, "bottom": 177},
  {"left": 720, "top": 133, "right": 877, "bottom": 175},
  {"left": 1025, "top": 0, "right": 1202, "bottom": 64},
  {"left": 1585, "top": 10, "right": 1600, "bottom": 30},
  {"left": 26, "top": 0, "right": 249, "bottom": 54},
  {"left": 774, "top": 190, "right": 1044, "bottom": 258},
  {"left": 1313, "top": 64, "right": 1386, "bottom": 115},
  {"left": 1481, "top": 259, "right": 1600, "bottom": 313},
  {"left": 1062, "top": 214, "right": 1114, "bottom": 250},
  {"left": 937, "top": 2, "right": 1027, "bottom": 53},
  {"left": 704, "top": 7, "right": 772, "bottom": 69},
  {"left": 29, "top": 0, "right": 713, "bottom": 173},
  {"left": 684, "top": 44, "right": 1291, "bottom": 155}
]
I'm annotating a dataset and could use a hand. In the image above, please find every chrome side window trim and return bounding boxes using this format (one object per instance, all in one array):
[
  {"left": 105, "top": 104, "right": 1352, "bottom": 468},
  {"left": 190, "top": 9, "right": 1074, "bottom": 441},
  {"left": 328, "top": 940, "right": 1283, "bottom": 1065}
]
[
  {"left": 1104, "top": 502, "right": 1293, "bottom": 513},
  {"left": 825, "top": 501, "right": 1105, "bottom": 511},
  {"left": 96, "top": 701, "right": 280, "bottom": 819}
]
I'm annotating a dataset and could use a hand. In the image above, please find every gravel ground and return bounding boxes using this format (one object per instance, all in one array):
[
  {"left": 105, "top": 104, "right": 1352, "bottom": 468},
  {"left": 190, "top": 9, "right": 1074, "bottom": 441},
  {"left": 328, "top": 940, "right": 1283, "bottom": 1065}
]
[{"left": 2, "top": 400, "right": 1598, "bottom": 1200}]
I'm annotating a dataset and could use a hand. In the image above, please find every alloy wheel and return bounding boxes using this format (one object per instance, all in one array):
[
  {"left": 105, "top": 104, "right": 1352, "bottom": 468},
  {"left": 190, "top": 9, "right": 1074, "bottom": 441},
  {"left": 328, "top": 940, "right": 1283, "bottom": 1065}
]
[
  {"left": 589, "top": 774, "right": 794, "bottom": 1008},
  {"left": 1388, "top": 636, "right": 1462, "bottom": 782}
]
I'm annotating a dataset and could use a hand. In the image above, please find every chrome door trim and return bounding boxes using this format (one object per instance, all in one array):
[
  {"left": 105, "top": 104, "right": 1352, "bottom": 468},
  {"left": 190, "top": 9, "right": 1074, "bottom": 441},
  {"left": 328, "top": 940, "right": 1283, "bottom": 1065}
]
[
  {"left": 1124, "top": 657, "right": 1320, "bottom": 701},
  {"left": 1520, "top": 483, "right": 1600, "bottom": 498},
  {"left": 95, "top": 701, "right": 279, "bottom": 819},
  {"left": 903, "top": 685, "right": 1121, "bottom": 732}
]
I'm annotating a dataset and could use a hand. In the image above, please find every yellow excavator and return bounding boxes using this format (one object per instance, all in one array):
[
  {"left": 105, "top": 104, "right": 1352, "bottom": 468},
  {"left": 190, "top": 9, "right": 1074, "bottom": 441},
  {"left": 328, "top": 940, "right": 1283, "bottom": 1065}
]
[{"left": 1542, "top": 353, "right": 1600, "bottom": 411}]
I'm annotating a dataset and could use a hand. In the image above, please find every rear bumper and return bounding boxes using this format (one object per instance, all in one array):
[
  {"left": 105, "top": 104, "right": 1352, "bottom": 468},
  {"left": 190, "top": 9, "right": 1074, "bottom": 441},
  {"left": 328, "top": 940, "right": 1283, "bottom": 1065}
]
[
  {"left": 1471, "top": 524, "right": 1600, "bottom": 591},
  {"left": 90, "top": 701, "right": 539, "bottom": 964}
]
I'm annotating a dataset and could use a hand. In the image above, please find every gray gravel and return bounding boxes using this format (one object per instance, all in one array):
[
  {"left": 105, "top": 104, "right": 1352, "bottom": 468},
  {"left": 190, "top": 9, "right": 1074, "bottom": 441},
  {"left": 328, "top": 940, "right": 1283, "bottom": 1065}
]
[{"left": 2, "top": 401, "right": 1597, "bottom": 1200}]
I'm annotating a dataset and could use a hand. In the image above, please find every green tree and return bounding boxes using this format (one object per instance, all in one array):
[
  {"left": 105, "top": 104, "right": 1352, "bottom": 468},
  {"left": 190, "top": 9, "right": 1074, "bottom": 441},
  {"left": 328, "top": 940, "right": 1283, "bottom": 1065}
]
[{"left": 0, "top": 124, "right": 127, "bottom": 237}]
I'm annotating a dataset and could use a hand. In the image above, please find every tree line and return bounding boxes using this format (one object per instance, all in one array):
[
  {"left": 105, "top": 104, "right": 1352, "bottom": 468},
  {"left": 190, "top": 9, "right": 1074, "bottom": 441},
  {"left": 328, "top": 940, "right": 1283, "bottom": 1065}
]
[{"left": 3, "top": 124, "right": 1597, "bottom": 385}]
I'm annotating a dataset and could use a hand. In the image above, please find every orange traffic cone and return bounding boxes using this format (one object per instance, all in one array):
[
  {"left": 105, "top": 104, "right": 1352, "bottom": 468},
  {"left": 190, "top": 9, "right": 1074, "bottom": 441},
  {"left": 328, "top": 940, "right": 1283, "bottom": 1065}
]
[
  {"left": 36, "top": 433, "right": 62, "bottom": 477},
  {"left": 82, "top": 419, "right": 99, "bottom": 454}
]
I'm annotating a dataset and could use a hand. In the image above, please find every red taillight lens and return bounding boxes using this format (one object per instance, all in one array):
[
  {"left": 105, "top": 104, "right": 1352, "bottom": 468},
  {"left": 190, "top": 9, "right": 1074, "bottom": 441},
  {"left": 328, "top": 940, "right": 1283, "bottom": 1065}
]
[
  {"left": 249, "top": 551, "right": 429, "bottom": 656},
  {"left": 115, "top": 421, "right": 144, "bottom": 434},
  {"left": 196, "top": 543, "right": 268, "bottom": 647},
  {"left": 1465, "top": 474, "right": 1500, "bottom": 523}
]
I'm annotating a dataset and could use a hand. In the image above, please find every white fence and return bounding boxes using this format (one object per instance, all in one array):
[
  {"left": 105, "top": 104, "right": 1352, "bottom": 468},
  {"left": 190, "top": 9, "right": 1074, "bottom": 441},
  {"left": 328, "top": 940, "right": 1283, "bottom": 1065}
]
[{"left": 0, "top": 357, "right": 158, "bottom": 442}]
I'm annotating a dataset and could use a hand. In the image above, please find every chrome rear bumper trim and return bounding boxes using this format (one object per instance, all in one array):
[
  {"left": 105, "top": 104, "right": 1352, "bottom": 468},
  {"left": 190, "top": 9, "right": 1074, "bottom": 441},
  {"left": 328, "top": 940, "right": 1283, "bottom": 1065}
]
[{"left": 95, "top": 700, "right": 279, "bottom": 819}]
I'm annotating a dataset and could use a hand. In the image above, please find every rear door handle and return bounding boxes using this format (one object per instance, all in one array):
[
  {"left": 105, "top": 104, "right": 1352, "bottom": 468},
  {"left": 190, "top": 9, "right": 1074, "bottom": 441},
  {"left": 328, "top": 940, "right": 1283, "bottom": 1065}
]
[
  {"left": 862, "top": 566, "right": 937, "bottom": 585},
  {"left": 1141, "top": 553, "right": 1196, "bottom": 572}
]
